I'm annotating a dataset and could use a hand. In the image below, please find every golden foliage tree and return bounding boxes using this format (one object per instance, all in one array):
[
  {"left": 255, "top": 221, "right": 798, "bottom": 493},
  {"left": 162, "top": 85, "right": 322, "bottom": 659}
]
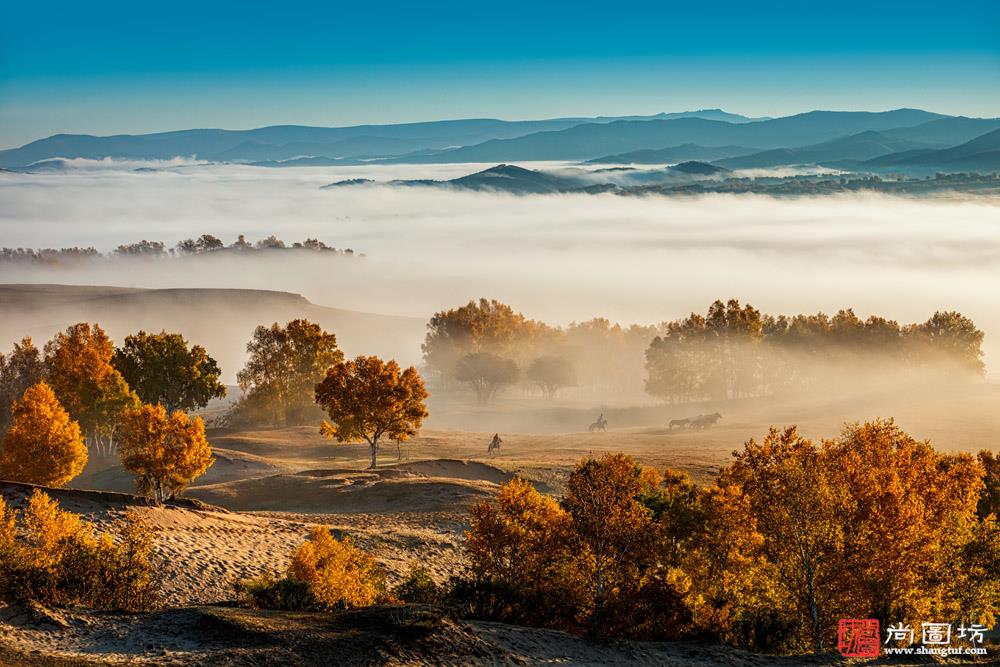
[
  {"left": 315, "top": 355, "right": 428, "bottom": 469},
  {"left": 716, "top": 426, "right": 846, "bottom": 652},
  {"left": 464, "top": 457, "right": 692, "bottom": 638},
  {"left": 0, "top": 381, "right": 87, "bottom": 487},
  {"left": 686, "top": 419, "right": 996, "bottom": 653},
  {"left": 118, "top": 404, "right": 214, "bottom": 502},
  {"left": 465, "top": 477, "right": 580, "bottom": 625},
  {"left": 43, "top": 322, "right": 138, "bottom": 455},
  {"left": 824, "top": 419, "right": 985, "bottom": 630},
  {"left": 286, "top": 526, "right": 386, "bottom": 609},
  {"left": 0, "top": 490, "right": 160, "bottom": 610},
  {"left": 563, "top": 453, "right": 660, "bottom": 636}
]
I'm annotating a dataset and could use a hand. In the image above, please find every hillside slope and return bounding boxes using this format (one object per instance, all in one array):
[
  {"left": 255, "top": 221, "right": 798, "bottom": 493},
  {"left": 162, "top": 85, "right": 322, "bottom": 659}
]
[{"left": 0, "top": 284, "right": 427, "bottom": 377}]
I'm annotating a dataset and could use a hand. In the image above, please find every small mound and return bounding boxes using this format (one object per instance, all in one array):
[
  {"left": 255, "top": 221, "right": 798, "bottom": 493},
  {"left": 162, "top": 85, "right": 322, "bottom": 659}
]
[
  {"left": 669, "top": 160, "right": 729, "bottom": 175},
  {"left": 188, "top": 468, "right": 498, "bottom": 513},
  {"left": 389, "top": 459, "right": 514, "bottom": 484},
  {"left": 71, "top": 447, "right": 283, "bottom": 495}
]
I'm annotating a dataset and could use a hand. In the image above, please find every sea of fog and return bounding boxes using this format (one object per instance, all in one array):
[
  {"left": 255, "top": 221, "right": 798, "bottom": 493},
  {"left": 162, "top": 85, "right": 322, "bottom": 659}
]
[{"left": 2, "top": 159, "right": 1000, "bottom": 371}]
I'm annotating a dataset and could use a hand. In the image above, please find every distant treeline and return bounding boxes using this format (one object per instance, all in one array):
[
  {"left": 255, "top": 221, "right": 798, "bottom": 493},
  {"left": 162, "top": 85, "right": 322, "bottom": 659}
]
[
  {"left": 645, "top": 300, "right": 983, "bottom": 403},
  {"left": 0, "top": 234, "right": 359, "bottom": 265},
  {"left": 628, "top": 172, "right": 1000, "bottom": 197},
  {"left": 421, "top": 298, "right": 985, "bottom": 402}
]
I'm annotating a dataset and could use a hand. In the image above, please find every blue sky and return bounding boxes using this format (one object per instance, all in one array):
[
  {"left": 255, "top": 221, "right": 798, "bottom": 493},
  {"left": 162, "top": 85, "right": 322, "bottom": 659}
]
[{"left": 1, "top": 0, "right": 997, "bottom": 147}]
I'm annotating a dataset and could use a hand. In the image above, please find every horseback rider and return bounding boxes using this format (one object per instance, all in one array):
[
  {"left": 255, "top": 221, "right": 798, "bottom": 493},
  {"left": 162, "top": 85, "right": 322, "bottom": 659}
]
[
  {"left": 488, "top": 433, "right": 502, "bottom": 455},
  {"left": 597, "top": 412, "right": 607, "bottom": 427}
]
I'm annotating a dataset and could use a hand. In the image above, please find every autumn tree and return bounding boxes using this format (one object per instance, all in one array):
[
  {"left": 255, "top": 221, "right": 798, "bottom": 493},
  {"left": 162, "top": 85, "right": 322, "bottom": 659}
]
[
  {"left": 526, "top": 355, "right": 575, "bottom": 399},
  {"left": 422, "top": 299, "right": 554, "bottom": 389},
  {"left": 0, "top": 337, "right": 43, "bottom": 435},
  {"left": 0, "top": 382, "right": 87, "bottom": 487},
  {"left": 236, "top": 319, "right": 343, "bottom": 426},
  {"left": 463, "top": 456, "right": 690, "bottom": 638},
  {"left": 118, "top": 404, "right": 214, "bottom": 502},
  {"left": 823, "top": 419, "right": 985, "bottom": 631},
  {"left": 978, "top": 450, "right": 1000, "bottom": 519},
  {"left": 692, "top": 419, "right": 995, "bottom": 652},
  {"left": 562, "top": 453, "right": 661, "bottom": 637},
  {"left": 43, "top": 323, "right": 138, "bottom": 455},
  {"left": 719, "top": 426, "right": 846, "bottom": 652},
  {"left": 314, "top": 355, "right": 428, "bottom": 469},
  {"left": 113, "top": 331, "right": 226, "bottom": 413},
  {"left": 465, "top": 477, "right": 579, "bottom": 626},
  {"left": 454, "top": 352, "right": 519, "bottom": 403},
  {"left": 907, "top": 310, "right": 985, "bottom": 375}
]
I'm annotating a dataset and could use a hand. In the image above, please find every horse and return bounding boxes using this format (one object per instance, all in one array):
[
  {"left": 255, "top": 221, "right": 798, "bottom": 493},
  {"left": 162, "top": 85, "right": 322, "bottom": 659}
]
[
  {"left": 487, "top": 433, "right": 503, "bottom": 456},
  {"left": 668, "top": 418, "right": 691, "bottom": 430},
  {"left": 691, "top": 412, "right": 723, "bottom": 430},
  {"left": 588, "top": 419, "right": 608, "bottom": 432}
]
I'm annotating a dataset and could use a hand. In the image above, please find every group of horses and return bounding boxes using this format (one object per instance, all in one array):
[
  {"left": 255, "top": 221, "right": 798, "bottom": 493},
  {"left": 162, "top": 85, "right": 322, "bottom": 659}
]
[
  {"left": 668, "top": 412, "right": 723, "bottom": 430},
  {"left": 588, "top": 411, "right": 723, "bottom": 433}
]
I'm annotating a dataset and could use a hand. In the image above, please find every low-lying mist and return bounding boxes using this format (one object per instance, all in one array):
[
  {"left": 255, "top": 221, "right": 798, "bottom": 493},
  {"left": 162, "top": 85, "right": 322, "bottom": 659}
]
[{"left": 2, "top": 161, "right": 999, "bottom": 373}]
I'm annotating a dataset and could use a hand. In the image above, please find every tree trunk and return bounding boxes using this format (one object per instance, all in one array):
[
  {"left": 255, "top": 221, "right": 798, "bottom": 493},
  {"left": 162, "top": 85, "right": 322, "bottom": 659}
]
[{"left": 369, "top": 440, "right": 378, "bottom": 469}]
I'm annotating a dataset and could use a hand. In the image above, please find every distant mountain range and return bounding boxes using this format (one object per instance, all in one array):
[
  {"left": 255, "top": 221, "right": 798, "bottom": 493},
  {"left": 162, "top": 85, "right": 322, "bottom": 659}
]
[
  {"left": 2, "top": 108, "right": 998, "bottom": 174},
  {"left": 587, "top": 144, "right": 756, "bottom": 164},
  {"left": 0, "top": 109, "right": 761, "bottom": 169}
]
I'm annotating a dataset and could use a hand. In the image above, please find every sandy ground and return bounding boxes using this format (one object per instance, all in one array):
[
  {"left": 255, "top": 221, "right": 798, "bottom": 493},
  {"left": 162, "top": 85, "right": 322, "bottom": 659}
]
[{"left": 1, "top": 603, "right": 986, "bottom": 666}]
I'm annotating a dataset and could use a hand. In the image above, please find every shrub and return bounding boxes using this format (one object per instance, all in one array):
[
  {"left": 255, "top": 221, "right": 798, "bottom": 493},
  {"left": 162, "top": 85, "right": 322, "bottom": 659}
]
[
  {"left": 236, "top": 574, "right": 317, "bottom": 611},
  {"left": 289, "top": 527, "right": 386, "bottom": 608},
  {"left": 0, "top": 490, "right": 160, "bottom": 610},
  {"left": 237, "top": 527, "right": 387, "bottom": 611},
  {"left": 392, "top": 565, "right": 441, "bottom": 604}
]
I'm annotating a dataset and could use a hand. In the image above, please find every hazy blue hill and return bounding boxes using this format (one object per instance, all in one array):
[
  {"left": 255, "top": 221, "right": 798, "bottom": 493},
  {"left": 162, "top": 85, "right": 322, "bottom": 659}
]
[
  {"left": 416, "top": 109, "right": 949, "bottom": 163},
  {"left": 867, "top": 128, "right": 1000, "bottom": 170},
  {"left": 587, "top": 144, "right": 756, "bottom": 164},
  {"left": 669, "top": 161, "right": 729, "bottom": 175},
  {"left": 0, "top": 119, "right": 591, "bottom": 168},
  {"left": 0, "top": 111, "right": 762, "bottom": 168},
  {"left": 882, "top": 117, "right": 1000, "bottom": 146},
  {"left": 209, "top": 135, "right": 464, "bottom": 161},
  {"left": 432, "top": 164, "right": 579, "bottom": 194},
  {"left": 715, "top": 130, "right": 935, "bottom": 169}
]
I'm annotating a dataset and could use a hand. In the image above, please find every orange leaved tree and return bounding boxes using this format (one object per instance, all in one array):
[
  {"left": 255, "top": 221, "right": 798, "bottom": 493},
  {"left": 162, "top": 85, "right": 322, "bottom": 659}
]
[
  {"left": 563, "top": 453, "right": 659, "bottom": 637},
  {"left": 314, "top": 355, "right": 428, "bottom": 469},
  {"left": 43, "top": 322, "right": 138, "bottom": 455},
  {"left": 117, "top": 404, "right": 214, "bottom": 502},
  {"left": 0, "top": 381, "right": 87, "bottom": 487}
]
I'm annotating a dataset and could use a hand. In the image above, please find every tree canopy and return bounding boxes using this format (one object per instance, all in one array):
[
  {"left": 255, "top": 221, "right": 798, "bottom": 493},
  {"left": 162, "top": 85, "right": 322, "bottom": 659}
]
[
  {"left": 118, "top": 404, "right": 214, "bottom": 502},
  {"left": 113, "top": 330, "right": 226, "bottom": 413},
  {"left": 526, "top": 355, "right": 576, "bottom": 398},
  {"left": 0, "top": 337, "right": 43, "bottom": 436},
  {"left": 0, "top": 381, "right": 87, "bottom": 487},
  {"left": 43, "top": 323, "right": 138, "bottom": 454},
  {"left": 454, "top": 352, "right": 520, "bottom": 404},
  {"left": 315, "top": 355, "right": 428, "bottom": 469},
  {"left": 236, "top": 319, "right": 343, "bottom": 426}
]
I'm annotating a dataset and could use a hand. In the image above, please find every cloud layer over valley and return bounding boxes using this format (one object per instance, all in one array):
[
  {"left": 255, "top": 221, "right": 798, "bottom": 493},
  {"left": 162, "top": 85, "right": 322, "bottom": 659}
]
[{"left": 2, "top": 161, "right": 999, "bottom": 372}]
